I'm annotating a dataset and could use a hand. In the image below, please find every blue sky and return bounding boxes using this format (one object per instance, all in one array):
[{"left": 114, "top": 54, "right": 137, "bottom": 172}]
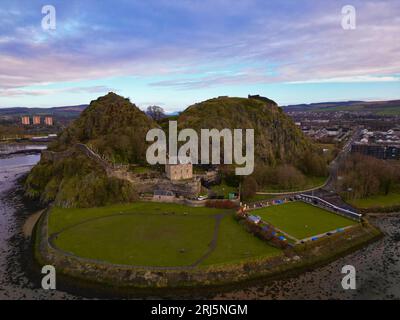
[{"left": 0, "top": 0, "right": 399, "bottom": 111}]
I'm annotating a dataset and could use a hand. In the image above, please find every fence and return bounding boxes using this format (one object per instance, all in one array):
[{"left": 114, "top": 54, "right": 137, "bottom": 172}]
[{"left": 298, "top": 194, "right": 362, "bottom": 221}]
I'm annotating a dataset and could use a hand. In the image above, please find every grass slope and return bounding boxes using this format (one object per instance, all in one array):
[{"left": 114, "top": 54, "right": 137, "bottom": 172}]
[
  {"left": 201, "top": 215, "right": 281, "bottom": 266},
  {"left": 255, "top": 202, "right": 356, "bottom": 239},
  {"left": 348, "top": 193, "right": 400, "bottom": 209},
  {"left": 260, "top": 176, "right": 327, "bottom": 193}
]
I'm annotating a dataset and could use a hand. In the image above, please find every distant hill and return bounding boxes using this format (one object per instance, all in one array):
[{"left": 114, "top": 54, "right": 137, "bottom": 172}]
[
  {"left": 0, "top": 105, "right": 88, "bottom": 119},
  {"left": 283, "top": 100, "right": 400, "bottom": 115}
]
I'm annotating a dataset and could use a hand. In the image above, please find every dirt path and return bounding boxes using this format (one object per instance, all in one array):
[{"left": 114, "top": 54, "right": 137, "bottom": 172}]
[
  {"left": 47, "top": 210, "right": 228, "bottom": 270},
  {"left": 190, "top": 213, "right": 228, "bottom": 267},
  {"left": 22, "top": 210, "right": 44, "bottom": 238}
]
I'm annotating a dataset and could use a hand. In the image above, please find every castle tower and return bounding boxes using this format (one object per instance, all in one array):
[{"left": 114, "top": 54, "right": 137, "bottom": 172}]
[{"left": 165, "top": 160, "right": 193, "bottom": 181}]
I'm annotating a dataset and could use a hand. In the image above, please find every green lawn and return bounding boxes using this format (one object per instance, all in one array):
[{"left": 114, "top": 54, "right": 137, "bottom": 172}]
[
  {"left": 201, "top": 215, "right": 281, "bottom": 266},
  {"left": 348, "top": 193, "right": 400, "bottom": 209},
  {"left": 48, "top": 202, "right": 280, "bottom": 267},
  {"left": 255, "top": 201, "right": 356, "bottom": 240},
  {"left": 260, "top": 176, "right": 327, "bottom": 193}
]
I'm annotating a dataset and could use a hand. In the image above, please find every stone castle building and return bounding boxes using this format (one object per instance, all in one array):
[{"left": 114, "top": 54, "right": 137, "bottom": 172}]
[{"left": 165, "top": 161, "right": 193, "bottom": 181}]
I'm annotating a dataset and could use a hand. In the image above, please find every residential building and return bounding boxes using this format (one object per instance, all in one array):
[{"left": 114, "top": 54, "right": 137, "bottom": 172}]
[
  {"left": 351, "top": 144, "right": 400, "bottom": 160},
  {"left": 44, "top": 116, "right": 53, "bottom": 126},
  {"left": 33, "top": 116, "right": 41, "bottom": 125},
  {"left": 21, "top": 116, "right": 30, "bottom": 125}
]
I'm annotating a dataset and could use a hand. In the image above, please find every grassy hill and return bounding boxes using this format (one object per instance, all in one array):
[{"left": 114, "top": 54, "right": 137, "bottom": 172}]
[
  {"left": 52, "top": 92, "right": 158, "bottom": 164},
  {"left": 179, "top": 97, "right": 311, "bottom": 165},
  {"left": 0, "top": 105, "right": 87, "bottom": 120}
]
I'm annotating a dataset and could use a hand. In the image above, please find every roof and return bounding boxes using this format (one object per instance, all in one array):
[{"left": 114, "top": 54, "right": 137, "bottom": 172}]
[{"left": 247, "top": 215, "right": 261, "bottom": 223}]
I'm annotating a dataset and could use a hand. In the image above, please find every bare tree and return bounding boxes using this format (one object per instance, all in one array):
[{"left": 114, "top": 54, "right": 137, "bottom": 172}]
[{"left": 146, "top": 105, "right": 166, "bottom": 121}]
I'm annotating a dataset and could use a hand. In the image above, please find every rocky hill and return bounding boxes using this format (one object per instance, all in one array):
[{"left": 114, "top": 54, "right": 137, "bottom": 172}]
[
  {"left": 177, "top": 96, "right": 327, "bottom": 189},
  {"left": 178, "top": 96, "right": 311, "bottom": 166},
  {"left": 52, "top": 92, "right": 157, "bottom": 164},
  {"left": 25, "top": 93, "right": 157, "bottom": 208}
]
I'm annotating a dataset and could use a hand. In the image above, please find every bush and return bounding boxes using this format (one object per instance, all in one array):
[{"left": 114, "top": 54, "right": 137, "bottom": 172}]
[
  {"left": 241, "top": 176, "right": 258, "bottom": 200},
  {"left": 205, "top": 200, "right": 238, "bottom": 209},
  {"left": 338, "top": 154, "right": 400, "bottom": 200},
  {"left": 25, "top": 153, "right": 138, "bottom": 208}
]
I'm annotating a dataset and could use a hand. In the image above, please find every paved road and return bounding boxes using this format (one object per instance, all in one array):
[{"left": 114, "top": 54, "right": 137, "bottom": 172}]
[
  {"left": 323, "top": 126, "right": 362, "bottom": 193},
  {"left": 256, "top": 128, "right": 362, "bottom": 199}
]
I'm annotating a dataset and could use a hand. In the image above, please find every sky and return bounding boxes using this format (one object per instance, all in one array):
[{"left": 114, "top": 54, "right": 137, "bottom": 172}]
[{"left": 0, "top": 0, "right": 399, "bottom": 111}]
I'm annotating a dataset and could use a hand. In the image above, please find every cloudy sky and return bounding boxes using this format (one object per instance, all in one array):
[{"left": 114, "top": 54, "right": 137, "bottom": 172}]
[{"left": 0, "top": 0, "right": 399, "bottom": 111}]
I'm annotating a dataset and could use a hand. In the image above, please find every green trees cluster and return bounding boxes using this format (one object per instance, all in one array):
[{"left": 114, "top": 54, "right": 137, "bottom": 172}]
[
  {"left": 0, "top": 124, "right": 24, "bottom": 138},
  {"left": 338, "top": 153, "right": 400, "bottom": 199},
  {"left": 178, "top": 97, "right": 312, "bottom": 167}
]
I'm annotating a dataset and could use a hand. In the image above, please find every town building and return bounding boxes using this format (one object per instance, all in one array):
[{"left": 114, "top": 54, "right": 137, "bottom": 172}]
[
  {"left": 44, "top": 116, "right": 54, "bottom": 126},
  {"left": 33, "top": 116, "right": 41, "bottom": 125},
  {"left": 351, "top": 144, "right": 400, "bottom": 160},
  {"left": 21, "top": 116, "right": 30, "bottom": 125},
  {"left": 351, "top": 127, "right": 400, "bottom": 160}
]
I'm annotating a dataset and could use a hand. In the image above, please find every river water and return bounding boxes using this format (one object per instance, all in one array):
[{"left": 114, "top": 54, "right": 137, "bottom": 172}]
[{"left": 0, "top": 145, "right": 399, "bottom": 300}]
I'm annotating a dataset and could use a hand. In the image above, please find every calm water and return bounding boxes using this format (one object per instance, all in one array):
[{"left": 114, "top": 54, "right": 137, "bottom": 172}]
[{"left": 0, "top": 146, "right": 399, "bottom": 300}]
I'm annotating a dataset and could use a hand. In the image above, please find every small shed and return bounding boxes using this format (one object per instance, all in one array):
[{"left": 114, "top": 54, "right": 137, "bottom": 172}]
[{"left": 247, "top": 215, "right": 262, "bottom": 225}]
